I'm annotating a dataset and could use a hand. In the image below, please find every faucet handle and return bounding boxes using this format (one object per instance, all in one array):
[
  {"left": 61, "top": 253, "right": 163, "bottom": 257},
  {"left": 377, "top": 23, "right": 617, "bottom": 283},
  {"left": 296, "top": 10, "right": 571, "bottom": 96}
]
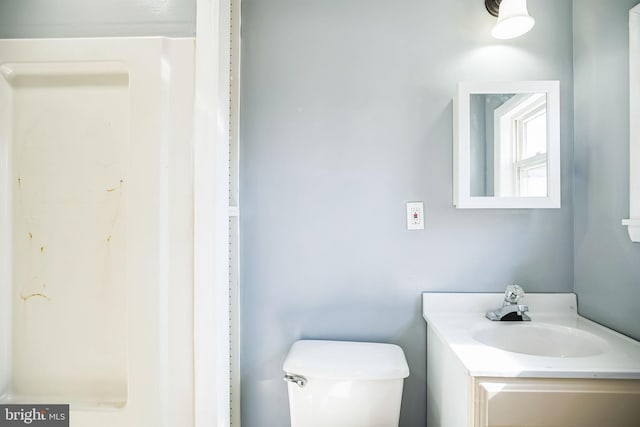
[{"left": 504, "top": 284, "right": 525, "bottom": 305}]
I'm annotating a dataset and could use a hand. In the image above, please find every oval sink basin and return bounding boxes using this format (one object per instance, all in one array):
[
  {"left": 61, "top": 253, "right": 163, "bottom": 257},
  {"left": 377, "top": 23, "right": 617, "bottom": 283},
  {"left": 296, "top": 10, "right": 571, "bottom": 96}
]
[{"left": 472, "top": 323, "right": 607, "bottom": 357}]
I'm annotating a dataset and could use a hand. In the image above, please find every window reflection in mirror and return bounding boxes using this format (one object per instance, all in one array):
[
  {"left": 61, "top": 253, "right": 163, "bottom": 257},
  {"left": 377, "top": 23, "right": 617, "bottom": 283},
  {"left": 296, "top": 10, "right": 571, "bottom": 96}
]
[{"left": 470, "top": 93, "right": 548, "bottom": 198}]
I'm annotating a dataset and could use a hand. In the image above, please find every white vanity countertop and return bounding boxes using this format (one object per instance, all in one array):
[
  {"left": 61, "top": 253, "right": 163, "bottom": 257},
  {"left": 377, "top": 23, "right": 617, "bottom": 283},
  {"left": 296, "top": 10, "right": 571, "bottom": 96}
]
[{"left": 422, "top": 292, "right": 640, "bottom": 379}]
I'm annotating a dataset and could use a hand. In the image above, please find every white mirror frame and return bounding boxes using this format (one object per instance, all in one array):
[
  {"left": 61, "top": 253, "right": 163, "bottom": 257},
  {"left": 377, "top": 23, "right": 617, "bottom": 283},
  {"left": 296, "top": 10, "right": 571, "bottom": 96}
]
[{"left": 453, "top": 80, "right": 561, "bottom": 209}]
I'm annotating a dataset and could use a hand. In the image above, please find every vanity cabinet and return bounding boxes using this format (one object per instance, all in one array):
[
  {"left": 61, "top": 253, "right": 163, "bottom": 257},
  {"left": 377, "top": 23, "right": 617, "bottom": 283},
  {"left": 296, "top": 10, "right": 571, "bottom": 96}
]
[
  {"left": 423, "top": 293, "right": 640, "bottom": 427},
  {"left": 426, "top": 323, "right": 640, "bottom": 427},
  {"left": 473, "top": 377, "right": 640, "bottom": 427}
]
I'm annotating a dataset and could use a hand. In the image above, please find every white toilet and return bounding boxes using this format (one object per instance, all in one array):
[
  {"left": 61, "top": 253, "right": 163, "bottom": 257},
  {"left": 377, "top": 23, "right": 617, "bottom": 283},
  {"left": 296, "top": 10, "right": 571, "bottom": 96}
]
[{"left": 283, "top": 340, "right": 410, "bottom": 427}]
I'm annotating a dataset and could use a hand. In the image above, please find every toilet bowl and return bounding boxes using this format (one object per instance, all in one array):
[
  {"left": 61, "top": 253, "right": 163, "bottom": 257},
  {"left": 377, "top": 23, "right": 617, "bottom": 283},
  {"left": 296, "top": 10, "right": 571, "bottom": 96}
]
[{"left": 283, "top": 340, "right": 409, "bottom": 427}]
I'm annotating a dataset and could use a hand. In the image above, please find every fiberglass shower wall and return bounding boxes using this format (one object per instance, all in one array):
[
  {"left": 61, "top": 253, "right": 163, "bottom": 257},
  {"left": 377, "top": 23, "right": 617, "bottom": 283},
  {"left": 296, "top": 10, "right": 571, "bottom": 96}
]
[
  {"left": 2, "top": 59, "right": 129, "bottom": 405},
  {"left": 0, "top": 38, "right": 194, "bottom": 426}
]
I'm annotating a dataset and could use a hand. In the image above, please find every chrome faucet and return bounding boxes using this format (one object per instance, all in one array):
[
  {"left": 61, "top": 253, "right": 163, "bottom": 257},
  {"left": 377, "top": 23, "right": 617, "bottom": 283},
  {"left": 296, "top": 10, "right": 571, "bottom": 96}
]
[{"left": 485, "top": 284, "right": 531, "bottom": 321}]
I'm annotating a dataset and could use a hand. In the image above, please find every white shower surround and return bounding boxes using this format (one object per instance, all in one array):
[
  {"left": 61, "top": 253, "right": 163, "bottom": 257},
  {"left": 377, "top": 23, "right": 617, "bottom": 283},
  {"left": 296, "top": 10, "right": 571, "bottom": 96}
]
[
  {"left": 0, "top": 36, "right": 195, "bottom": 425},
  {"left": 0, "top": 31, "right": 232, "bottom": 426}
]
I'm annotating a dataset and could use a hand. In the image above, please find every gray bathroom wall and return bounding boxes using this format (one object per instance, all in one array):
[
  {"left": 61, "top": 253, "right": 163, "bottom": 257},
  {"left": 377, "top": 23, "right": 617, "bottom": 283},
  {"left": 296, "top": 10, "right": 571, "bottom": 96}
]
[
  {"left": 573, "top": 0, "right": 640, "bottom": 341},
  {"left": 0, "top": 0, "right": 195, "bottom": 38},
  {"left": 240, "top": 0, "right": 574, "bottom": 426}
]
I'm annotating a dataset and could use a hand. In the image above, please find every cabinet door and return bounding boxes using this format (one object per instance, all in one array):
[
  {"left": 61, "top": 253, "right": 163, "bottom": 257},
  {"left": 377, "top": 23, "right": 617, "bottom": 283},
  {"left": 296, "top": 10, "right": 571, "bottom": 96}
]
[{"left": 474, "top": 378, "right": 640, "bottom": 427}]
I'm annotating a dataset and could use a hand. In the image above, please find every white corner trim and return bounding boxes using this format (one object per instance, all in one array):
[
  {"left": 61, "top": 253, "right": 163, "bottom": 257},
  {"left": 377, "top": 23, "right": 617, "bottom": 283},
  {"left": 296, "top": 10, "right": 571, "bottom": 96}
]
[{"left": 194, "top": 1, "right": 232, "bottom": 427}]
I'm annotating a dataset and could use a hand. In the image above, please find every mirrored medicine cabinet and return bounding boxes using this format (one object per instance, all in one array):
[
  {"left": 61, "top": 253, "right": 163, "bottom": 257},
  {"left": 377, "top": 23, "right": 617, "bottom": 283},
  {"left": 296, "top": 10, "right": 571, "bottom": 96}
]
[{"left": 453, "top": 81, "right": 560, "bottom": 209}]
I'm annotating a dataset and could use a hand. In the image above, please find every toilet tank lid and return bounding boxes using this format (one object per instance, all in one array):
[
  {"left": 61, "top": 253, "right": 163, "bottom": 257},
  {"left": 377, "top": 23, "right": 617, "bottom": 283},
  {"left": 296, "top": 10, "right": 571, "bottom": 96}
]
[{"left": 283, "top": 340, "right": 409, "bottom": 380}]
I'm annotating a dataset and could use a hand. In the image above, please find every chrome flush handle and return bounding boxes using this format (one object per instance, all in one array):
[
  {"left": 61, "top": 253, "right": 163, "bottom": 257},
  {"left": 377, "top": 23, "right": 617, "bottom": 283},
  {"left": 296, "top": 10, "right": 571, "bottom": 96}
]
[{"left": 284, "top": 373, "right": 308, "bottom": 388}]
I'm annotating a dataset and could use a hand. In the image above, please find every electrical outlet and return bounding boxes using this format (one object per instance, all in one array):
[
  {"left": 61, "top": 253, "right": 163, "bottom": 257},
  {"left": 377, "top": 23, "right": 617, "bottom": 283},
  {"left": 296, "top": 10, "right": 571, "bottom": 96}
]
[{"left": 406, "top": 202, "right": 424, "bottom": 230}]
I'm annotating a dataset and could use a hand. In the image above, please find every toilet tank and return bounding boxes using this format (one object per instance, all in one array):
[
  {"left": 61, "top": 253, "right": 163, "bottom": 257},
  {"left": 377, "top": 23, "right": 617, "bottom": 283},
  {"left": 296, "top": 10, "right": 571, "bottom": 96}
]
[{"left": 283, "top": 340, "right": 410, "bottom": 427}]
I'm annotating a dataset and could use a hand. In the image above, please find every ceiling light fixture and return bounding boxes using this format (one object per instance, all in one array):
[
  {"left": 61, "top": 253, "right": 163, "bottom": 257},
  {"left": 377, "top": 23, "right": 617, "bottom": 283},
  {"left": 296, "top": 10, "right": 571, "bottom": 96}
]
[{"left": 485, "top": 0, "right": 535, "bottom": 40}]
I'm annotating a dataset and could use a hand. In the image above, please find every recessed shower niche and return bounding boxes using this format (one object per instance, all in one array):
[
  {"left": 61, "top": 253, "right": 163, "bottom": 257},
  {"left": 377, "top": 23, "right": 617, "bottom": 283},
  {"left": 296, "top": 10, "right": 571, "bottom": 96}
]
[
  {"left": 0, "top": 38, "right": 195, "bottom": 426},
  {"left": 1, "top": 60, "right": 129, "bottom": 405}
]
